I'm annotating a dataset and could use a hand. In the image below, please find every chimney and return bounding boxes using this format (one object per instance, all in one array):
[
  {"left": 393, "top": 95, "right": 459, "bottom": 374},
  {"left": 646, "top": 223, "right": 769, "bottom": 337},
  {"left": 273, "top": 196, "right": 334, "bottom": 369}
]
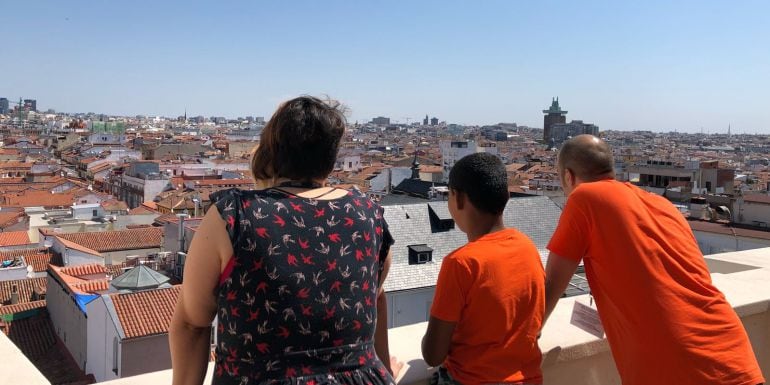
[
  {"left": 177, "top": 213, "right": 189, "bottom": 253},
  {"left": 10, "top": 285, "right": 19, "bottom": 304}
]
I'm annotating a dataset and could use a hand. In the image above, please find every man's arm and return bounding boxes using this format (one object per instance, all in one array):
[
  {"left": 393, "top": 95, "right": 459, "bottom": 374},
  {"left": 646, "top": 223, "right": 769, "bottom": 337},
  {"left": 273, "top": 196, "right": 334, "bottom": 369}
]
[
  {"left": 421, "top": 316, "right": 456, "bottom": 367},
  {"left": 544, "top": 252, "right": 580, "bottom": 325}
]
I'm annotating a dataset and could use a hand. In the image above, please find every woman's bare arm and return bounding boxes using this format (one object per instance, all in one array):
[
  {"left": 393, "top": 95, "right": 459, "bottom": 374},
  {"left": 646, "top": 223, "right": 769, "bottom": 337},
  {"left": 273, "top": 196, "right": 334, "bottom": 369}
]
[{"left": 170, "top": 207, "right": 233, "bottom": 385}]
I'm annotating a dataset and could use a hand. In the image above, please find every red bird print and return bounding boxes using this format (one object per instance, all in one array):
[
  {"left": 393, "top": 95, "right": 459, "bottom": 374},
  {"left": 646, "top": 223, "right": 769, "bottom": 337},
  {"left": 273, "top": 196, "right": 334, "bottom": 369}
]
[
  {"left": 352, "top": 319, "right": 362, "bottom": 330},
  {"left": 326, "top": 259, "right": 337, "bottom": 272},
  {"left": 355, "top": 250, "right": 364, "bottom": 261},
  {"left": 287, "top": 253, "right": 298, "bottom": 266},
  {"left": 362, "top": 280, "right": 370, "bottom": 291},
  {"left": 297, "top": 287, "right": 310, "bottom": 299},
  {"left": 314, "top": 207, "right": 325, "bottom": 218},
  {"left": 301, "top": 253, "right": 314, "bottom": 265},
  {"left": 241, "top": 199, "right": 250, "bottom": 209},
  {"left": 256, "top": 342, "right": 270, "bottom": 354},
  {"left": 365, "top": 296, "right": 373, "bottom": 306},
  {"left": 343, "top": 217, "right": 355, "bottom": 227},
  {"left": 255, "top": 227, "right": 269, "bottom": 238},
  {"left": 328, "top": 233, "right": 341, "bottom": 243},
  {"left": 231, "top": 365, "right": 240, "bottom": 376},
  {"left": 300, "top": 304, "right": 313, "bottom": 316},
  {"left": 218, "top": 322, "right": 225, "bottom": 333},
  {"left": 375, "top": 226, "right": 382, "bottom": 235},
  {"left": 365, "top": 247, "right": 372, "bottom": 257},
  {"left": 324, "top": 305, "right": 336, "bottom": 320},
  {"left": 255, "top": 282, "right": 268, "bottom": 294},
  {"left": 367, "top": 200, "right": 373, "bottom": 209},
  {"left": 226, "top": 291, "right": 237, "bottom": 301},
  {"left": 250, "top": 258, "right": 264, "bottom": 272},
  {"left": 289, "top": 202, "right": 304, "bottom": 213},
  {"left": 230, "top": 305, "right": 240, "bottom": 318},
  {"left": 330, "top": 280, "right": 342, "bottom": 293},
  {"left": 333, "top": 339, "right": 344, "bottom": 347},
  {"left": 363, "top": 231, "right": 371, "bottom": 241},
  {"left": 298, "top": 237, "right": 310, "bottom": 249},
  {"left": 216, "top": 364, "right": 223, "bottom": 377},
  {"left": 273, "top": 214, "right": 286, "bottom": 227},
  {"left": 277, "top": 326, "right": 290, "bottom": 339},
  {"left": 353, "top": 198, "right": 362, "bottom": 207},
  {"left": 286, "top": 367, "right": 297, "bottom": 377},
  {"left": 228, "top": 347, "right": 237, "bottom": 358},
  {"left": 247, "top": 309, "right": 259, "bottom": 322},
  {"left": 358, "top": 355, "right": 366, "bottom": 365},
  {"left": 301, "top": 366, "right": 312, "bottom": 375},
  {"left": 226, "top": 215, "right": 235, "bottom": 229}
]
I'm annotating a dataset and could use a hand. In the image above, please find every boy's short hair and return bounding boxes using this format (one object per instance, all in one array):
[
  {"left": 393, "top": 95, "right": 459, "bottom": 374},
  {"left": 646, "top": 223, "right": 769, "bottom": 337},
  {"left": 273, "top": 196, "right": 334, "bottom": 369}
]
[{"left": 448, "top": 152, "right": 509, "bottom": 215}]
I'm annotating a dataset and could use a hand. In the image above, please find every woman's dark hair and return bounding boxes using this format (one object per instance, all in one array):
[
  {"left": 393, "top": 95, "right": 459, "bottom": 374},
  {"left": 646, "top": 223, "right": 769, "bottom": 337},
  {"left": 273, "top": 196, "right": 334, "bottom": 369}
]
[
  {"left": 251, "top": 96, "right": 346, "bottom": 182},
  {"left": 448, "top": 152, "right": 509, "bottom": 215}
]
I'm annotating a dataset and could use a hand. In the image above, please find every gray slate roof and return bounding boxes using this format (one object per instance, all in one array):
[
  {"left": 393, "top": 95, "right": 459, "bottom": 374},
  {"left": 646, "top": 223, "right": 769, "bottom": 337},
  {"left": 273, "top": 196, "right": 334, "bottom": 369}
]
[{"left": 383, "top": 195, "right": 563, "bottom": 292}]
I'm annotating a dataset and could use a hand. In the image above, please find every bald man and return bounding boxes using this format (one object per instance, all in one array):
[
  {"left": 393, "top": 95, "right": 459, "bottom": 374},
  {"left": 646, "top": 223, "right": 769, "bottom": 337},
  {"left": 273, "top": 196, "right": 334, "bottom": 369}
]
[{"left": 544, "top": 135, "right": 763, "bottom": 385}]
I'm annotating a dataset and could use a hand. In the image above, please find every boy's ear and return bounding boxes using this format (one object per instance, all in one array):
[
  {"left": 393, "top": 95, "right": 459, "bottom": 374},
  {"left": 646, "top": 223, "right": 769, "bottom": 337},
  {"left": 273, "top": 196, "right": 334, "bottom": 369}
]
[{"left": 454, "top": 189, "right": 465, "bottom": 210}]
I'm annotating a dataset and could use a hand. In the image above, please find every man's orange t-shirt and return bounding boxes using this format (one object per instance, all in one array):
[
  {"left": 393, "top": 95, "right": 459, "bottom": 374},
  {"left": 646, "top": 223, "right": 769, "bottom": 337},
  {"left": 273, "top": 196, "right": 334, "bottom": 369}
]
[
  {"left": 431, "top": 228, "right": 544, "bottom": 385},
  {"left": 548, "top": 180, "right": 764, "bottom": 385}
]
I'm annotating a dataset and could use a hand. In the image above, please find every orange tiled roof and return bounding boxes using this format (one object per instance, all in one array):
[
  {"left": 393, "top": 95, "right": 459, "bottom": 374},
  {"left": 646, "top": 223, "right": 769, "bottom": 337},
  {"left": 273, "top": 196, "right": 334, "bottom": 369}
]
[
  {"left": 0, "top": 231, "right": 31, "bottom": 247},
  {"left": 2, "top": 310, "right": 92, "bottom": 384},
  {"left": 110, "top": 285, "right": 181, "bottom": 339},
  {"left": 0, "top": 300, "right": 46, "bottom": 315},
  {"left": 59, "top": 264, "right": 108, "bottom": 278},
  {"left": 128, "top": 205, "right": 157, "bottom": 215},
  {"left": 55, "top": 237, "right": 102, "bottom": 257},
  {"left": 56, "top": 227, "right": 163, "bottom": 253},
  {"left": 0, "top": 211, "right": 25, "bottom": 228},
  {"left": 0, "top": 277, "right": 46, "bottom": 305},
  {"left": 2, "top": 191, "right": 76, "bottom": 207},
  {"left": 70, "top": 280, "right": 109, "bottom": 293},
  {"left": 0, "top": 248, "right": 59, "bottom": 272}
]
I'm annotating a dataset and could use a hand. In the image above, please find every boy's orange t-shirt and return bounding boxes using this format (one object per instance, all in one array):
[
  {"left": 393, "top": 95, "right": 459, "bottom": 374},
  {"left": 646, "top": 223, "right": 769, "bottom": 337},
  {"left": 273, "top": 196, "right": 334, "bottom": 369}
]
[
  {"left": 430, "top": 228, "right": 544, "bottom": 385},
  {"left": 548, "top": 180, "right": 764, "bottom": 385}
]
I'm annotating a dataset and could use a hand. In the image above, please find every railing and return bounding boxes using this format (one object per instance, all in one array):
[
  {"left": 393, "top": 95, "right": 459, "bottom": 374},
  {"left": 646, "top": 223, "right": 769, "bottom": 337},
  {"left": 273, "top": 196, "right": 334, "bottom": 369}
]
[{"left": 4, "top": 248, "right": 770, "bottom": 384}]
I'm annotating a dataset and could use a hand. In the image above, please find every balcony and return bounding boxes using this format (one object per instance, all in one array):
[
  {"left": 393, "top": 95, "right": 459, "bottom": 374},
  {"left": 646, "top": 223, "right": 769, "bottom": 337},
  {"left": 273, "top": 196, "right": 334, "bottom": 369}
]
[{"left": 3, "top": 247, "right": 769, "bottom": 384}]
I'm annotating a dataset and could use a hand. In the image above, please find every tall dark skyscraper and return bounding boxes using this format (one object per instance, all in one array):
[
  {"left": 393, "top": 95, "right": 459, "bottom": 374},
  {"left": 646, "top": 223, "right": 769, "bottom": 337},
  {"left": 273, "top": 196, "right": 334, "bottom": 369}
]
[
  {"left": 23, "top": 99, "right": 37, "bottom": 112},
  {"left": 543, "top": 97, "right": 567, "bottom": 144},
  {"left": 0, "top": 98, "right": 8, "bottom": 114}
]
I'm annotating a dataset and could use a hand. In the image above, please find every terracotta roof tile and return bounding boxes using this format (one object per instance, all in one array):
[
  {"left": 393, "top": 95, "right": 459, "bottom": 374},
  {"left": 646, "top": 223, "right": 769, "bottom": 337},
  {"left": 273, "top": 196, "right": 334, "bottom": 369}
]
[
  {"left": 0, "top": 211, "right": 26, "bottom": 228},
  {"left": 70, "top": 280, "right": 110, "bottom": 293},
  {"left": 0, "top": 277, "right": 47, "bottom": 305},
  {"left": 0, "top": 231, "right": 31, "bottom": 246},
  {"left": 1, "top": 310, "right": 92, "bottom": 384},
  {"left": 56, "top": 227, "right": 163, "bottom": 253},
  {"left": 110, "top": 285, "right": 181, "bottom": 339},
  {"left": 0, "top": 300, "right": 46, "bottom": 315},
  {"left": 0, "top": 248, "right": 59, "bottom": 272},
  {"left": 59, "top": 264, "right": 108, "bottom": 278}
]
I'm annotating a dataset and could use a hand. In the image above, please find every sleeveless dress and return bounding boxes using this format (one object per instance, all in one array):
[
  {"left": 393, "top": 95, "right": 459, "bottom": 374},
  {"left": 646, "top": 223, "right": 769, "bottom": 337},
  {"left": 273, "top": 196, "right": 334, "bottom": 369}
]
[{"left": 209, "top": 187, "right": 395, "bottom": 385}]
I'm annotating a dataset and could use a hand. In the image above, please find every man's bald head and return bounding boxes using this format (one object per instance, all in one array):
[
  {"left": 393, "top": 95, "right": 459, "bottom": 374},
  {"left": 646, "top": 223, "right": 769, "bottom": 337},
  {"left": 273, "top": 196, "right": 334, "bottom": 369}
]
[{"left": 558, "top": 134, "right": 615, "bottom": 182}]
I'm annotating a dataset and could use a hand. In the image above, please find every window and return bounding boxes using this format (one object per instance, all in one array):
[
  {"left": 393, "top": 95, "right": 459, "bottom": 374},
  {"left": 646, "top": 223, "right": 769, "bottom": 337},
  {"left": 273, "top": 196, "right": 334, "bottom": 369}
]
[
  {"left": 92, "top": 209, "right": 98, "bottom": 217},
  {"left": 112, "top": 337, "right": 119, "bottom": 374},
  {"left": 407, "top": 244, "right": 433, "bottom": 265}
]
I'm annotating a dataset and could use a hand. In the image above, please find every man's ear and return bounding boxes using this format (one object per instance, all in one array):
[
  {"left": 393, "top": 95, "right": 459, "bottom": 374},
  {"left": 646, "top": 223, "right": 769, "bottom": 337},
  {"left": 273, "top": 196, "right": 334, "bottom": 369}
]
[{"left": 564, "top": 168, "right": 575, "bottom": 187}]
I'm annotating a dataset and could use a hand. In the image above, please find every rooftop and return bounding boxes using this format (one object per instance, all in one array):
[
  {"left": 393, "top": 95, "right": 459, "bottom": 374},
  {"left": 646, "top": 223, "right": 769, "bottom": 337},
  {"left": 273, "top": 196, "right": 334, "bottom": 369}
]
[
  {"left": 55, "top": 226, "right": 164, "bottom": 253},
  {"left": 109, "top": 285, "right": 180, "bottom": 339}
]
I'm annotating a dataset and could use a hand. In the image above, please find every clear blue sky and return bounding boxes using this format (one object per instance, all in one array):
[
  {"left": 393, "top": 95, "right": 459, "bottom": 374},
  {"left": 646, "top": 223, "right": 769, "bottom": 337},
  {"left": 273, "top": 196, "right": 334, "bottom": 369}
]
[{"left": 1, "top": 1, "right": 769, "bottom": 132}]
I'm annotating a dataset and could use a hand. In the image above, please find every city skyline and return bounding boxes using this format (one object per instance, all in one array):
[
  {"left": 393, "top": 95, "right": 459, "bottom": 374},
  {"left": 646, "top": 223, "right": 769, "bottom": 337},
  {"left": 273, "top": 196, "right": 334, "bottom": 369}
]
[{"left": 2, "top": 1, "right": 769, "bottom": 132}]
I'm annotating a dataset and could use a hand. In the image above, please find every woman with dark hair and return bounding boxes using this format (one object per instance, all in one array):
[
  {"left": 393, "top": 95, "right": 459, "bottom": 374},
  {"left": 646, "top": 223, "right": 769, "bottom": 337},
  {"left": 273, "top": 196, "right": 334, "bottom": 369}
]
[{"left": 170, "top": 96, "right": 397, "bottom": 385}]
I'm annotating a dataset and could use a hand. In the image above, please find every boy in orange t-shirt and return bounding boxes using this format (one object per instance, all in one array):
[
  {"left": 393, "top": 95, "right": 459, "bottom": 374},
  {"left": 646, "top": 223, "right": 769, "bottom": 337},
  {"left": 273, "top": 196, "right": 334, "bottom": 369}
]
[
  {"left": 544, "top": 135, "right": 764, "bottom": 385},
  {"left": 422, "top": 153, "right": 545, "bottom": 385}
]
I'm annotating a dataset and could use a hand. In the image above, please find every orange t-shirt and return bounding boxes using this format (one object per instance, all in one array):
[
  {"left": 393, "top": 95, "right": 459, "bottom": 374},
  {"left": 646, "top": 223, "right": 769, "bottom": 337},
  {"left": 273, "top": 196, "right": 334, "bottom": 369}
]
[
  {"left": 548, "top": 180, "right": 764, "bottom": 385},
  {"left": 431, "top": 228, "right": 544, "bottom": 385}
]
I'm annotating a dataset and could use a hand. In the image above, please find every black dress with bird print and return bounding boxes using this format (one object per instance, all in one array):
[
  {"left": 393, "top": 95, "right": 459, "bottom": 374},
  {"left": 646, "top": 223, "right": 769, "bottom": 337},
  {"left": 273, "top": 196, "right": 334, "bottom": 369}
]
[{"left": 209, "top": 187, "right": 395, "bottom": 385}]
